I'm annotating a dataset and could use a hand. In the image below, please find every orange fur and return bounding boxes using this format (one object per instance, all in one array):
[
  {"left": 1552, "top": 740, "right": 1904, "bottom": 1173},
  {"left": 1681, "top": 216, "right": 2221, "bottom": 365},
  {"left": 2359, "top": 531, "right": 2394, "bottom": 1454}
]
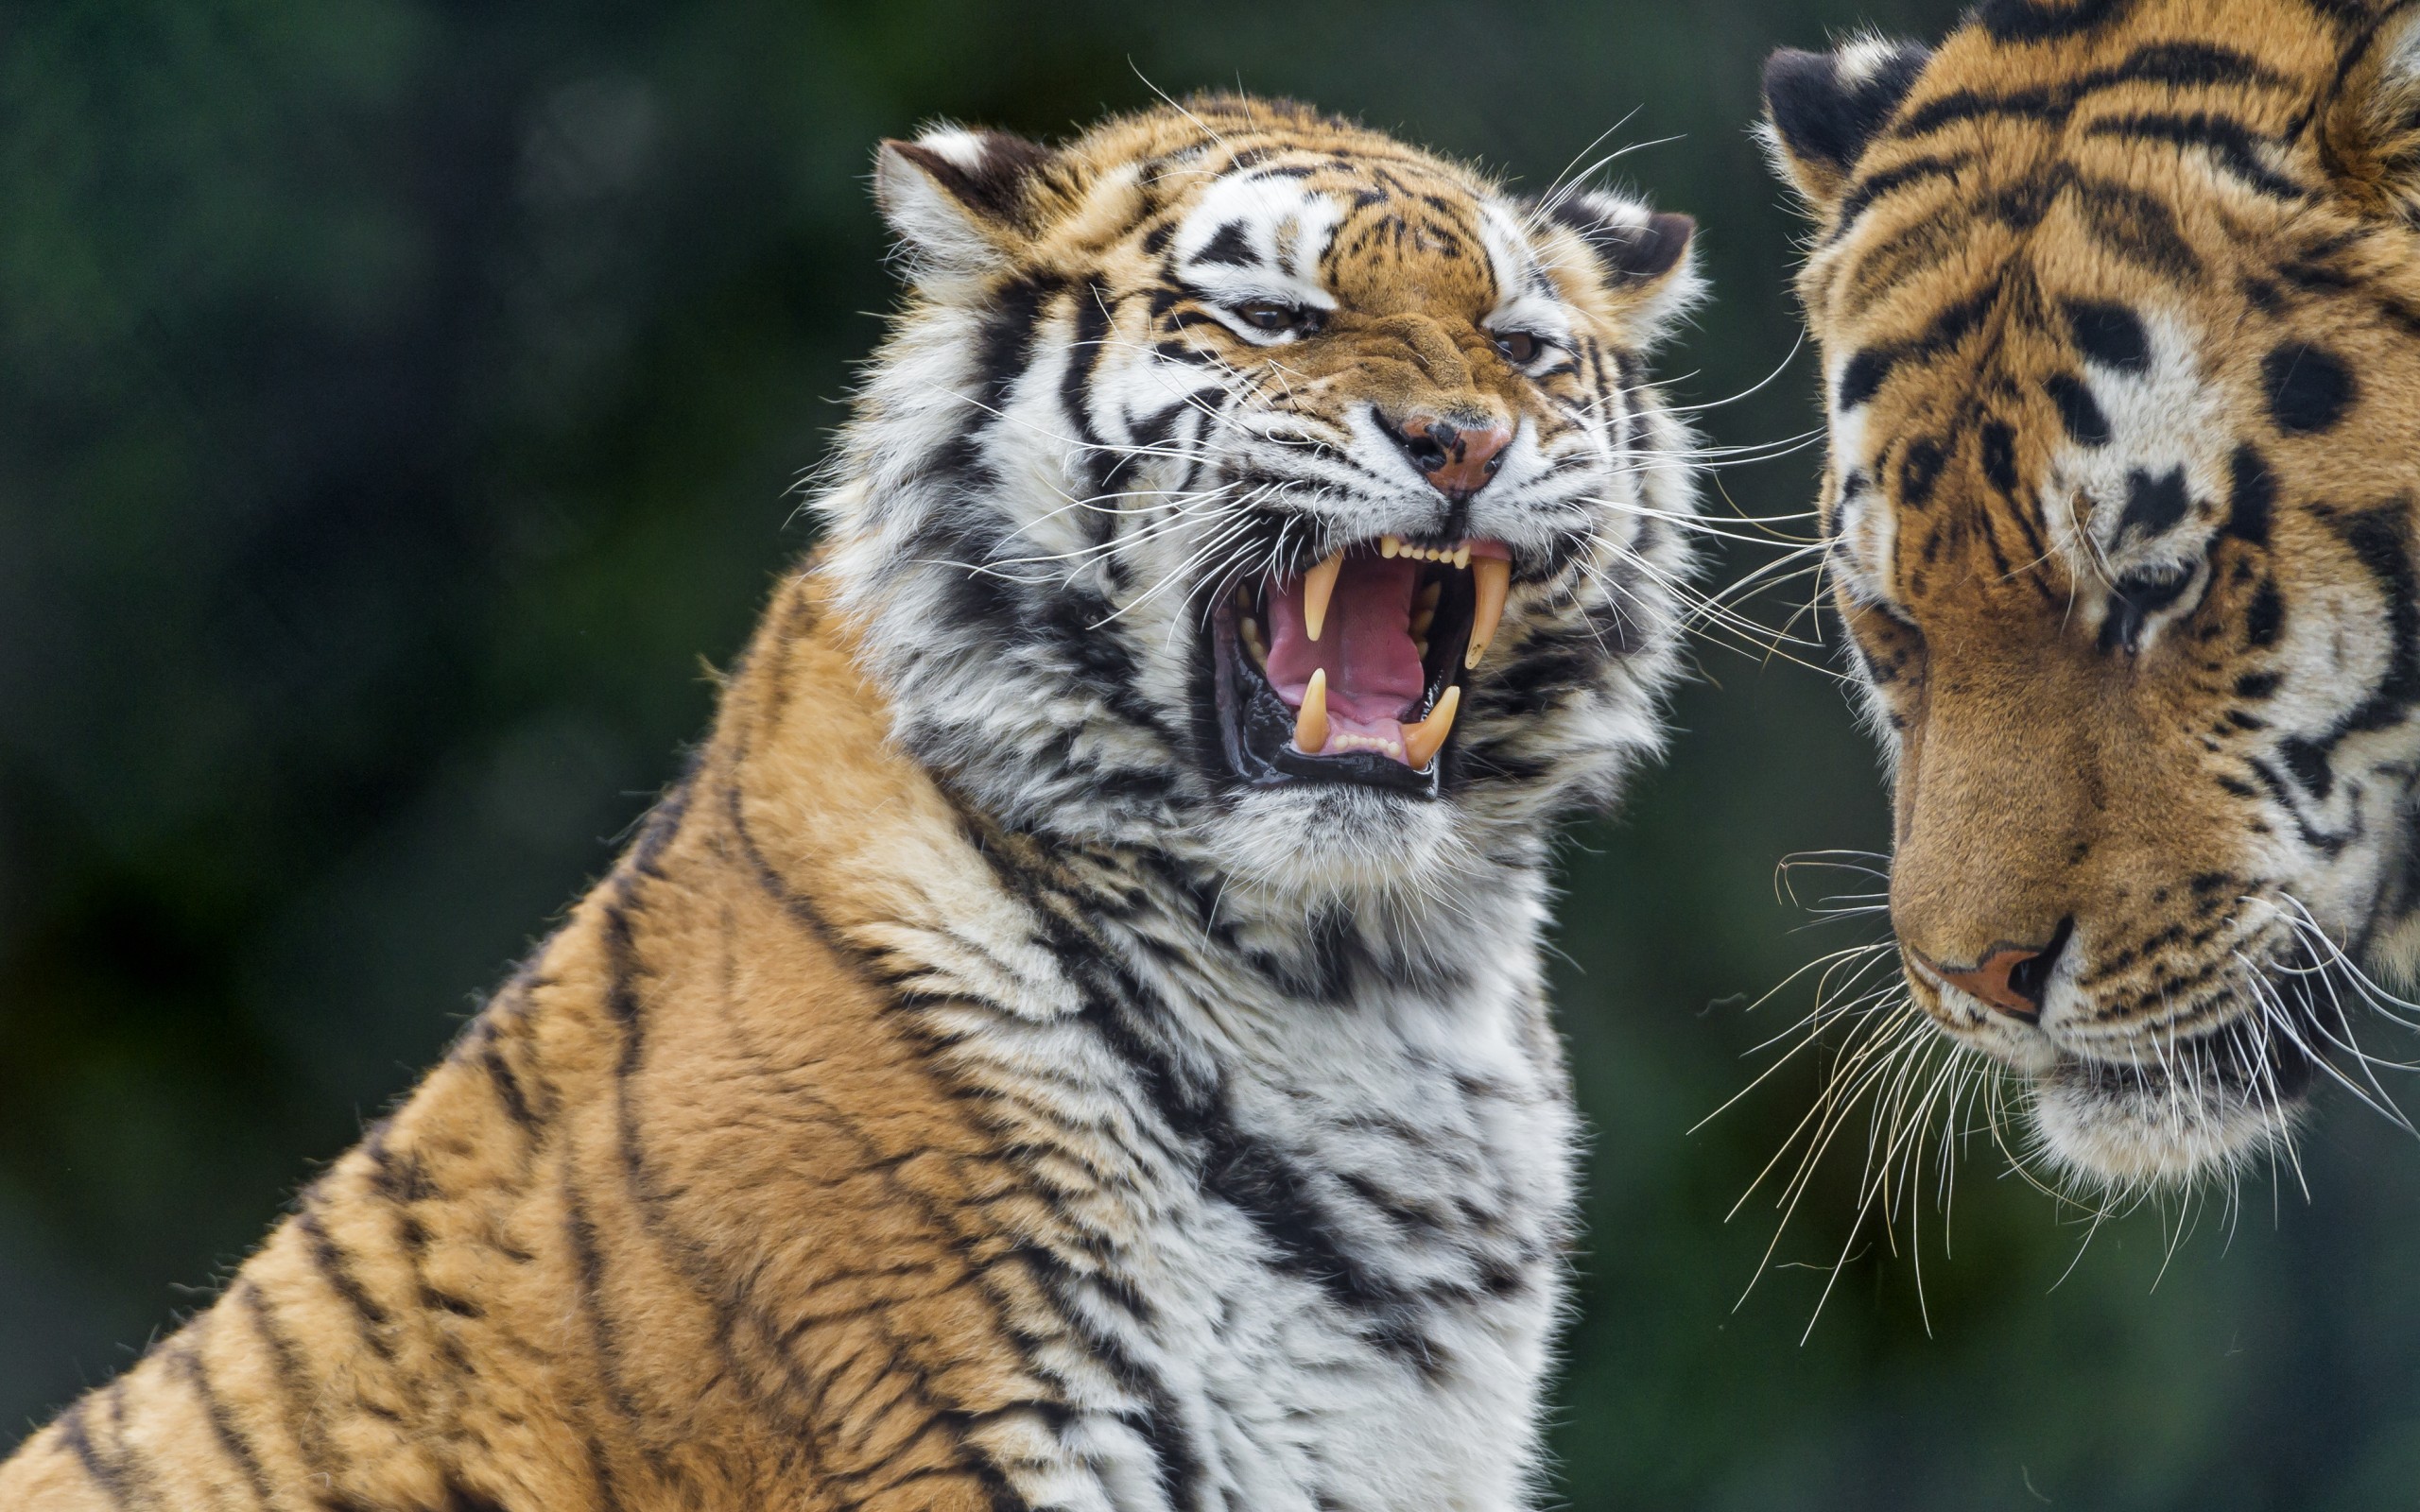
[{"left": 0, "top": 578, "right": 1097, "bottom": 1510}]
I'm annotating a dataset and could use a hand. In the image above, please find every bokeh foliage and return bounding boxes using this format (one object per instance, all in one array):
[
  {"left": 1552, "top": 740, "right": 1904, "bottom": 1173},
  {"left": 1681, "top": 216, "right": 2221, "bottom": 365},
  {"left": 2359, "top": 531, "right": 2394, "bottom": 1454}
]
[{"left": 9, "top": 2, "right": 2420, "bottom": 1506}]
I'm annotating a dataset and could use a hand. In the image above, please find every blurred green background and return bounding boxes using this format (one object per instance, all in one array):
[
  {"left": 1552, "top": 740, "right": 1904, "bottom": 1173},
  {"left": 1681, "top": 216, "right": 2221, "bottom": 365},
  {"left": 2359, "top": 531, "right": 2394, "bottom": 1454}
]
[{"left": 9, "top": 2, "right": 2420, "bottom": 1506}]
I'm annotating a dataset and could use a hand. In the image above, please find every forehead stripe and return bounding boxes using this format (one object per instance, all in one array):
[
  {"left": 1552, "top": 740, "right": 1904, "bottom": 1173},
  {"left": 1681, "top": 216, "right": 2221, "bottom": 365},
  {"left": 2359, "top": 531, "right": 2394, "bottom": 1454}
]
[{"left": 1888, "top": 40, "right": 2287, "bottom": 138}]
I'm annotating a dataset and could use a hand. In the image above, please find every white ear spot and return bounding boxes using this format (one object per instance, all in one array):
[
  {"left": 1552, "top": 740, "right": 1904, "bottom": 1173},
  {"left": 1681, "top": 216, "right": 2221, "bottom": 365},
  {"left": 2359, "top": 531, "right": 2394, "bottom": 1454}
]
[
  {"left": 915, "top": 128, "right": 993, "bottom": 174},
  {"left": 873, "top": 126, "right": 1050, "bottom": 282},
  {"left": 1834, "top": 29, "right": 1910, "bottom": 86}
]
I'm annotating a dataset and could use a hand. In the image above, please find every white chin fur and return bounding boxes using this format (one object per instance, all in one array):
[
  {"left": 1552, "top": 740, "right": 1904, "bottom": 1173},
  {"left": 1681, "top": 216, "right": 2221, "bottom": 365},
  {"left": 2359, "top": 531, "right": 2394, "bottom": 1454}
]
[
  {"left": 1203, "top": 784, "right": 1486, "bottom": 905},
  {"left": 2029, "top": 1066, "right": 2302, "bottom": 1192}
]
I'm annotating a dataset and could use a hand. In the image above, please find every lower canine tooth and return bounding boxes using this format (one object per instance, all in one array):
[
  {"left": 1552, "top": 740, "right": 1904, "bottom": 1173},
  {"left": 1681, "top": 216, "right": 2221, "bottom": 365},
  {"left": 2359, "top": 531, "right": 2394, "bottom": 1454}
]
[
  {"left": 1303, "top": 552, "right": 1343, "bottom": 642},
  {"left": 1402, "top": 684, "right": 1461, "bottom": 769},
  {"left": 1295, "top": 667, "right": 1329, "bottom": 754},
  {"left": 1465, "top": 558, "right": 1510, "bottom": 669}
]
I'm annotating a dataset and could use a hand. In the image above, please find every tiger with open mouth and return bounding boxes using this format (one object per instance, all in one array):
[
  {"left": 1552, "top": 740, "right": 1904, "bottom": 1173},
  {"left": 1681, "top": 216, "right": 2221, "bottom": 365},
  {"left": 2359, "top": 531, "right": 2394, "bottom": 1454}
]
[
  {"left": 0, "top": 96, "right": 1703, "bottom": 1510},
  {"left": 1762, "top": 0, "right": 2420, "bottom": 1193}
]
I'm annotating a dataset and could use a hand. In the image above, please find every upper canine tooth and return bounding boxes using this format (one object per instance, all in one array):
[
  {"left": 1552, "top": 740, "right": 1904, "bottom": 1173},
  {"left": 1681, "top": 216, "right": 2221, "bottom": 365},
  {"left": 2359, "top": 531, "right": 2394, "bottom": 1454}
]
[
  {"left": 1380, "top": 535, "right": 1402, "bottom": 558},
  {"left": 1295, "top": 667, "right": 1329, "bottom": 754},
  {"left": 1465, "top": 558, "right": 1510, "bottom": 669},
  {"left": 1303, "top": 552, "right": 1343, "bottom": 642},
  {"left": 1402, "top": 684, "right": 1460, "bottom": 770}
]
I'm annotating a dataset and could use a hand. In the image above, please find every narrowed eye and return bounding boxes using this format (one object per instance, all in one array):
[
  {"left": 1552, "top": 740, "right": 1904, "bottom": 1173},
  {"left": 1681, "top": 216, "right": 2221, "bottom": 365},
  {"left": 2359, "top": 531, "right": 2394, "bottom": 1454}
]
[
  {"left": 1235, "top": 301, "right": 1317, "bottom": 335},
  {"left": 1494, "top": 330, "right": 1546, "bottom": 365}
]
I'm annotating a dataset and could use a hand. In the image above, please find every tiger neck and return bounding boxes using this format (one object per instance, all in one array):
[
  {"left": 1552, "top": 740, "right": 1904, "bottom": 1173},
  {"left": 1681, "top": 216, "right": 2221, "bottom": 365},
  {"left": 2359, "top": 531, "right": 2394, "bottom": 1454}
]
[{"left": 722, "top": 561, "right": 1550, "bottom": 1012}]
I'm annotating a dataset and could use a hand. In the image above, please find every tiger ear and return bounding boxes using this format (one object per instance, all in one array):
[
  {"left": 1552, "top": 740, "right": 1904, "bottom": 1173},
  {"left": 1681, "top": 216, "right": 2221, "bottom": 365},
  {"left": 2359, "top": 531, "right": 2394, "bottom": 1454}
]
[
  {"left": 2323, "top": 10, "right": 2420, "bottom": 220},
  {"left": 874, "top": 126, "right": 1053, "bottom": 278},
  {"left": 1759, "top": 36, "right": 1933, "bottom": 214},
  {"left": 1528, "top": 189, "right": 1703, "bottom": 349}
]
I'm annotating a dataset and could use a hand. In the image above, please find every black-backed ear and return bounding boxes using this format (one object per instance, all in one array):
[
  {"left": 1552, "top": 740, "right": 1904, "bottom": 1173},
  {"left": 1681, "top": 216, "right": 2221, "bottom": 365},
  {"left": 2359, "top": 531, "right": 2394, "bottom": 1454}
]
[
  {"left": 1529, "top": 189, "right": 1703, "bottom": 348},
  {"left": 874, "top": 126, "right": 1053, "bottom": 278},
  {"left": 1760, "top": 37, "right": 1933, "bottom": 212}
]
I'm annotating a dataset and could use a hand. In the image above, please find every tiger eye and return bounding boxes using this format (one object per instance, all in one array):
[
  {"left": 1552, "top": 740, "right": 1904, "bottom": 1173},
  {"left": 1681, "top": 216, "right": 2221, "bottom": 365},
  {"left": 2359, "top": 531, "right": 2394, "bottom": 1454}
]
[{"left": 1495, "top": 330, "right": 1541, "bottom": 365}]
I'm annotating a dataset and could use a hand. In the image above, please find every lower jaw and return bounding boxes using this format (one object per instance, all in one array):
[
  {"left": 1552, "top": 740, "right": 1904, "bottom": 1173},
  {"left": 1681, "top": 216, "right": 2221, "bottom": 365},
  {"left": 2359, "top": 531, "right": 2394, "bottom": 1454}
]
[{"left": 2024, "top": 1028, "right": 2317, "bottom": 1184}]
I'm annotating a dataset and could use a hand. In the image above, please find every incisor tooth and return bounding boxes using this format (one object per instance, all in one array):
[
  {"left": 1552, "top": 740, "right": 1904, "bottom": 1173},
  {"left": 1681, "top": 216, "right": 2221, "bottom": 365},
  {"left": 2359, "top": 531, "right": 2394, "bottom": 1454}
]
[
  {"left": 1303, "top": 553, "right": 1343, "bottom": 642},
  {"left": 1453, "top": 544, "right": 1470, "bottom": 569},
  {"left": 1402, "top": 684, "right": 1460, "bottom": 770},
  {"left": 1465, "top": 558, "right": 1510, "bottom": 669},
  {"left": 1380, "top": 535, "right": 1402, "bottom": 558},
  {"left": 1295, "top": 667, "right": 1329, "bottom": 753}
]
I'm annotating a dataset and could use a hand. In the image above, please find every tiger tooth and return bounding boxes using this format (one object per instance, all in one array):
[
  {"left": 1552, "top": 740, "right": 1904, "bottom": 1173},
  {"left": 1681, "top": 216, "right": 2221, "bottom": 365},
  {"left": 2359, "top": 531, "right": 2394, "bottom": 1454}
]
[
  {"left": 1295, "top": 667, "right": 1329, "bottom": 753},
  {"left": 1465, "top": 558, "right": 1510, "bottom": 669},
  {"left": 1402, "top": 684, "right": 1460, "bottom": 769},
  {"left": 1380, "top": 534, "right": 1402, "bottom": 558},
  {"left": 1303, "top": 552, "right": 1343, "bottom": 642}
]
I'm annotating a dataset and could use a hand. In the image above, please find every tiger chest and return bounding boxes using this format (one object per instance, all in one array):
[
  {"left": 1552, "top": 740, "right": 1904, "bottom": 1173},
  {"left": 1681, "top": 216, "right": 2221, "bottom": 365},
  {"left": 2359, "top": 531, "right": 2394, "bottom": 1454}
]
[{"left": 1009, "top": 977, "right": 1578, "bottom": 1512}]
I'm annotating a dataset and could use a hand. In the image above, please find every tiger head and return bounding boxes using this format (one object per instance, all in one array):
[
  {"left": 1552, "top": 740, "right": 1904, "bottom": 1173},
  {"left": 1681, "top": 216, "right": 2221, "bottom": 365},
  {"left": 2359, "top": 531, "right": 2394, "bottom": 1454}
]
[
  {"left": 821, "top": 96, "right": 1702, "bottom": 922},
  {"left": 1764, "top": 0, "right": 2420, "bottom": 1189}
]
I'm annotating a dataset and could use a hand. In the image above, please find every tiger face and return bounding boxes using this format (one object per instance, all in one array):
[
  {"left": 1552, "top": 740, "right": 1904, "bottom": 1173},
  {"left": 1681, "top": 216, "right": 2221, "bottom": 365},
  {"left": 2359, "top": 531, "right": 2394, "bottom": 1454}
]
[
  {"left": 828, "top": 96, "right": 1703, "bottom": 912},
  {"left": 1764, "top": 2, "right": 2420, "bottom": 1189}
]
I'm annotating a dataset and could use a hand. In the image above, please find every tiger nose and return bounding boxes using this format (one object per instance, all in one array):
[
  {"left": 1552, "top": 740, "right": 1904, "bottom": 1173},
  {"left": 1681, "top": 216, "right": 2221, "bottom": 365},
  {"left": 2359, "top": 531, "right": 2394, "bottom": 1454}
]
[
  {"left": 1908, "top": 919, "right": 2073, "bottom": 1022},
  {"left": 1381, "top": 414, "right": 1512, "bottom": 502}
]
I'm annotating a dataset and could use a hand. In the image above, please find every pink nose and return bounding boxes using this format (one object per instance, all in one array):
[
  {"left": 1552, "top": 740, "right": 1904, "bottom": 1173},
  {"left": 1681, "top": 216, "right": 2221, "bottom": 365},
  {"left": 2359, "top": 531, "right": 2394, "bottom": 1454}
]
[
  {"left": 1907, "top": 920, "right": 2070, "bottom": 1022},
  {"left": 1387, "top": 415, "right": 1511, "bottom": 502}
]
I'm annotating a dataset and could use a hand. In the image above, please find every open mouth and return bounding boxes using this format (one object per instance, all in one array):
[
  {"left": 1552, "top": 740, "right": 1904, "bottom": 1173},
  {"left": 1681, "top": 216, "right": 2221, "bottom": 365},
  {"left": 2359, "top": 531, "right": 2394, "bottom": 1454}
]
[{"left": 1211, "top": 533, "right": 1511, "bottom": 795}]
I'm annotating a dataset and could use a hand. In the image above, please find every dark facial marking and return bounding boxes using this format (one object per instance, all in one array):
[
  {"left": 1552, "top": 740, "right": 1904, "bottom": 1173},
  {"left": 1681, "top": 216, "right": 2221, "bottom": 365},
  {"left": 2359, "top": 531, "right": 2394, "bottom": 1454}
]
[
  {"left": 2222, "top": 444, "right": 2274, "bottom": 547},
  {"left": 1838, "top": 348, "right": 1896, "bottom": 408},
  {"left": 2079, "top": 112, "right": 2309, "bottom": 200},
  {"left": 1974, "top": 0, "right": 2136, "bottom": 45},
  {"left": 2245, "top": 579, "right": 2285, "bottom": 648},
  {"left": 2065, "top": 300, "right": 2152, "bottom": 370},
  {"left": 1899, "top": 438, "right": 1946, "bottom": 507},
  {"left": 1980, "top": 420, "right": 2020, "bottom": 494},
  {"left": 2044, "top": 371, "right": 2111, "bottom": 446},
  {"left": 2117, "top": 465, "right": 2190, "bottom": 543},
  {"left": 1196, "top": 221, "right": 1258, "bottom": 268},
  {"left": 2261, "top": 342, "right": 2355, "bottom": 434}
]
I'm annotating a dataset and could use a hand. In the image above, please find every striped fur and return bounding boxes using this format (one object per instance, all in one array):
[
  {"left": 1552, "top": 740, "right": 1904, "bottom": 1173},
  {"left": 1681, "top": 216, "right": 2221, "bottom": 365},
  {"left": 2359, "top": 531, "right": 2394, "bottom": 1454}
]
[
  {"left": 0, "top": 97, "right": 1702, "bottom": 1509},
  {"left": 1765, "top": 0, "right": 2420, "bottom": 1189}
]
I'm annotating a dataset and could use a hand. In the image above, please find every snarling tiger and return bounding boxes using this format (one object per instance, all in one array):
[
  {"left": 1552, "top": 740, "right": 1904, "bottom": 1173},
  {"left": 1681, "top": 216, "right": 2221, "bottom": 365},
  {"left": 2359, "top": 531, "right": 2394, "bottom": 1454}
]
[
  {"left": 0, "top": 95, "right": 1703, "bottom": 1510},
  {"left": 1762, "top": 0, "right": 2420, "bottom": 1192}
]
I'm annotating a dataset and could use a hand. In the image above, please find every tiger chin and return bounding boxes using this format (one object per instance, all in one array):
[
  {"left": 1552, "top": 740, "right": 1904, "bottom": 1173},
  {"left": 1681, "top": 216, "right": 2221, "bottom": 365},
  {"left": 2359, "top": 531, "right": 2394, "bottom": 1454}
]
[
  {"left": 0, "top": 96, "right": 1704, "bottom": 1510},
  {"left": 1761, "top": 0, "right": 2420, "bottom": 1195}
]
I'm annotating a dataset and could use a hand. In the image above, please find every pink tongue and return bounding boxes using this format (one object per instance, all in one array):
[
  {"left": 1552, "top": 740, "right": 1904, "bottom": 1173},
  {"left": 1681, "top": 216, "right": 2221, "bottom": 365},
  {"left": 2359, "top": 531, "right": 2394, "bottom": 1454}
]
[{"left": 1265, "top": 554, "right": 1424, "bottom": 722}]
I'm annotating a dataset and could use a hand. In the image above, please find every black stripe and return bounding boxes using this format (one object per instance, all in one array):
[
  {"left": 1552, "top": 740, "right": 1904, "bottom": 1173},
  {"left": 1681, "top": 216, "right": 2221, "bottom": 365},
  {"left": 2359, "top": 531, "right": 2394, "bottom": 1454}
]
[
  {"left": 296, "top": 1204, "right": 393, "bottom": 1358},
  {"left": 2067, "top": 174, "right": 2202, "bottom": 282},
  {"left": 478, "top": 1034, "right": 541, "bottom": 1130},
  {"left": 233, "top": 1280, "right": 342, "bottom": 1484},
  {"left": 1830, "top": 153, "right": 1968, "bottom": 239},
  {"left": 1974, "top": 0, "right": 2135, "bottom": 44},
  {"left": 2079, "top": 112, "right": 2308, "bottom": 198},
  {"left": 562, "top": 1175, "right": 670, "bottom": 1486},
  {"left": 57, "top": 1400, "right": 136, "bottom": 1509},
  {"left": 168, "top": 1343, "right": 278, "bottom": 1507},
  {"left": 1895, "top": 39, "right": 2280, "bottom": 136}
]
